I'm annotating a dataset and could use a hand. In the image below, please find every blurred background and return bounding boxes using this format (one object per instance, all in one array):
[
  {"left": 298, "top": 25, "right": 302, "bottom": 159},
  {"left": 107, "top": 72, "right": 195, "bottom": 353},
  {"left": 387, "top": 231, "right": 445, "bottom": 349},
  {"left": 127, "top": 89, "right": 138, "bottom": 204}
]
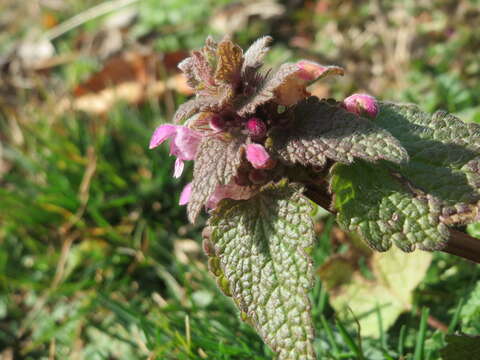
[{"left": 1, "top": 0, "right": 480, "bottom": 359}]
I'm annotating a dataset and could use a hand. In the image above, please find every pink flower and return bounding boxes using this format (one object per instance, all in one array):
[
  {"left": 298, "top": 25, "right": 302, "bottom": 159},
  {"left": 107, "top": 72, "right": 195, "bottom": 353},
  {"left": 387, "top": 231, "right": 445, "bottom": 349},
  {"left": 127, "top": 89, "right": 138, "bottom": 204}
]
[
  {"left": 179, "top": 182, "right": 192, "bottom": 205},
  {"left": 179, "top": 182, "right": 254, "bottom": 209},
  {"left": 149, "top": 124, "right": 201, "bottom": 178},
  {"left": 342, "top": 93, "right": 379, "bottom": 118},
  {"left": 275, "top": 60, "right": 344, "bottom": 106},
  {"left": 296, "top": 60, "right": 342, "bottom": 81},
  {"left": 206, "top": 183, "right": 254, "bottom": 209},
  {"left": 246, "top": 117, "right": 267, "bottom": 140},
  {"left": 246, "top": 144, "right": 275, "bottom": 169}
]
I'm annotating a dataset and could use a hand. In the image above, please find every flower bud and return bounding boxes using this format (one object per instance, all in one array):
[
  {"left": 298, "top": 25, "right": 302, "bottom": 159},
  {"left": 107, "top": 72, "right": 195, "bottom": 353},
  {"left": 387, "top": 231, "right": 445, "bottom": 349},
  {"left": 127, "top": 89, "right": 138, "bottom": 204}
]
[
  {"left": 209, "top": 114, "right": 226, "bottom": 131},
  {"left": 342, "top": 93, "right": 379, "bottom": 118},
  {"left": 246, "top": 117, "right": 267, "bottom": 140}
]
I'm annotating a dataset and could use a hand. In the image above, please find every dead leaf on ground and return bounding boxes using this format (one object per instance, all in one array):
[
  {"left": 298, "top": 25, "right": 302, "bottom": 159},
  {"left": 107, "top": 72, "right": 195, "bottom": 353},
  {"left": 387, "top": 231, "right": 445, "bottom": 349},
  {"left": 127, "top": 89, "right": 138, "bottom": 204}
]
[
  {"left": 60, "top": 51, "right": 192, "bottom": 115},
  {"left": 319, "top": 236, "right": 432, "bottom": 338}
]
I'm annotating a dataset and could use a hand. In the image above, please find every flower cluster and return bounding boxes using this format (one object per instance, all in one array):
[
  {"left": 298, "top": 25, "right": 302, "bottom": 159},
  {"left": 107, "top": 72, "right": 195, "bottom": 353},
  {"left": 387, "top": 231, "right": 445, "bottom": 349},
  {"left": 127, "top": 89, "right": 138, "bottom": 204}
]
[{"left": 149, "top": 36, "right": 378, "bottom": 219}]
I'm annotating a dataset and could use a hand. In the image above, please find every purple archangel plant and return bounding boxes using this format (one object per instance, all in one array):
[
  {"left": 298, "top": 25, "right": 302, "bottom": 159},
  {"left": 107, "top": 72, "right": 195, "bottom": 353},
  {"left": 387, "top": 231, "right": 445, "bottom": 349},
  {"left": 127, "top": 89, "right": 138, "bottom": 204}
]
[{"left": 150, "top": 36, "right": 480, "bottom": 359}]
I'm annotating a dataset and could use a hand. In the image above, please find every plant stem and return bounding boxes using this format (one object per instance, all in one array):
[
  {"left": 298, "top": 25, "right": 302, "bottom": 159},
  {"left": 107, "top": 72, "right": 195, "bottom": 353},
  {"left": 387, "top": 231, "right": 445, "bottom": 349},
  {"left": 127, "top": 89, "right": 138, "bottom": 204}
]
[{"left": 304, "top": 186, "right": 480, "bottom": 264}]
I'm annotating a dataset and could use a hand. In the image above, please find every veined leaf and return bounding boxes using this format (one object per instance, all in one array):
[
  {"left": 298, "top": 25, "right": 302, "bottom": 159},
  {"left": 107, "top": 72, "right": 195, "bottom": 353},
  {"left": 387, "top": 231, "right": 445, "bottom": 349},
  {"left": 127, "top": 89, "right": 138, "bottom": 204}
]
[
  {"left": 270, "top": 97, "right": 408, "bottom": 168},
  {"left": 332, "top": 102, "right": 480, "bottom": 252},
  {"left": 237, "top": 63, "right": 300, "bottom": 116},
  {"left": 207, "top": 182, "right": 316, "bottom": 359},
  {"left": 375, "top": 102, "right": 480, "bottom": 207},
  {"left": 215, "top": 38, "right": 243, "bottom": 84},
  {"left": 187, "top": 136, "right": 243, "bottom": 223},
  {"left": 331, "top": 160, "right": 449, "bottom": 251}
]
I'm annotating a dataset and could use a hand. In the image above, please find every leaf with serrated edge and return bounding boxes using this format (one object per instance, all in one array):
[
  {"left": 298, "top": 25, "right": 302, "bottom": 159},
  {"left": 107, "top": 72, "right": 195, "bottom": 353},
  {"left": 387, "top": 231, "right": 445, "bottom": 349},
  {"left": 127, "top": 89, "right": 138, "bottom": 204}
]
[
  {"left": 187, "top": 136, "right": 243, "bottom": 223},
  {"left": 271, "top": 97, "right": 409, "bottom": 168},
  {"left": 242, "top": 36, "right": 272, "bottom": 73},
  {"left": 173, "top": 85, "right": 235, "bottom": 124},
  {"left": 332, "top": 160, "right": 449, "bottom": 251},
  {"left": 178, "top": 57, "right": 198, "bottom": 89},
  {"left": 237, "top": 63, "right": 299, "bottom": 116},
  {"left": 208, "top": 182, "right": 316, "bottom": 360},
  {"left": 331, "top": 103, "right": 480, "bottom": 252},
  {"left": 375, "top": 102, "right": 480, "bottom": 207}
]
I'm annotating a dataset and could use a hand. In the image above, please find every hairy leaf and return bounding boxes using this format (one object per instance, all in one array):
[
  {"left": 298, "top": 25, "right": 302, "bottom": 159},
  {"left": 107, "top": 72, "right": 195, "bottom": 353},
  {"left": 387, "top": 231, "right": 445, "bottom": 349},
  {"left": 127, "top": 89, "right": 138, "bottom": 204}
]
[
  {"left": 173, "top": 85, "right": 235, "bottom": 124},
  {"left": 215, "top": 38, "right": 243, "bottom": 84},
  {"left": 441, "top": 335, "right": 480, "bottom": 360},
  {"left": 207, "top": 182, "right": 316, "bottom": 359},
  {"left": 331, "top": 160, "right": 449, "bottom": 251},
  {"left": 192, "top": 50, "right": 215, "bottom": 86},
  {"left": 331, "top": 103, "right": 480, "bottom": 252},
  {"left": 242, "top": 36, "right": 272, "bottom": 73},
  {"left": 319, "top": 246, "right": 432, "bottom": 338},
  {"left": 187, "top": 136, "right": 243, "bottom": 223},
  {"left": 173, "top": 98, "right": 199, "bottom": 123},
  {"left": 178, "top": 57, "right": 199, "bottom": 89},
  {"left": 271, "top": 97, "right": 408, "bottom": 168},
  {"left": 236, "top": 63, "right": 300, "bottom": 116},
  {"left": 375, "top": 102, "right": 480, "bottom": 208}
]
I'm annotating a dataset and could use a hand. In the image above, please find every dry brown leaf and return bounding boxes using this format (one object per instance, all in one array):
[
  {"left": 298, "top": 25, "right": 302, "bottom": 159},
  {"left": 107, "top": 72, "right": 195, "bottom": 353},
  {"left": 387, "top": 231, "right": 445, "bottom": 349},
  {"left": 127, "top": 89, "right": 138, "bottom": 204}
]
[{"left": 65, "top": 51, "right": 192, "bottom": 115}]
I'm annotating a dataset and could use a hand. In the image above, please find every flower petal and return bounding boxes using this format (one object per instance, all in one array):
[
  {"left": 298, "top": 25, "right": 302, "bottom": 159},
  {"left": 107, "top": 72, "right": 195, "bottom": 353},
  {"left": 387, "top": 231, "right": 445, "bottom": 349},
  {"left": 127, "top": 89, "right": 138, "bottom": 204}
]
[
  {"left": 174, "top": 158, "right": 185, "bottom": 178},
  {"left": 206, "top": 183, "right": 254, "bottom": 209},
  {"left": 149, "top": 124, "right": 177, "bottom": 149},
  {"left": 296, "top": 60, "right": 344, "bottom": 82},
  {"left": 170, "top": 126, "right": 201, "bottom": 160},
  {"left": 275, "top": 61, "right": 344, "bottom": 107},
  {"left": 179, "top": 182, "right": 192, "bottom": 205},
  {"left": 246, "top": 143, "right": 275, "bottom": 169}
]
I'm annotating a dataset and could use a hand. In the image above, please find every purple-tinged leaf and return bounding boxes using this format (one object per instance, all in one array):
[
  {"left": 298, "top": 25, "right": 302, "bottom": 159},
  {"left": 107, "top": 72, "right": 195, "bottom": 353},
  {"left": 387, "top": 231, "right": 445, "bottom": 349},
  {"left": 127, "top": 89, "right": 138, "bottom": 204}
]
[
  {"left": 236, "top": 63, "right": 299, "bottom": 116},
  {"left": 270, "top": 97, "right": 408, "bottom": 168},
  {"left": 241, "top": 36, "right": 272, "bottom": 73},
  {"left": 187, "top": 136, "right": 244, "bottom": 223},
  {"left": 214, "top": 38, "right": 243, "bottom": 84}
]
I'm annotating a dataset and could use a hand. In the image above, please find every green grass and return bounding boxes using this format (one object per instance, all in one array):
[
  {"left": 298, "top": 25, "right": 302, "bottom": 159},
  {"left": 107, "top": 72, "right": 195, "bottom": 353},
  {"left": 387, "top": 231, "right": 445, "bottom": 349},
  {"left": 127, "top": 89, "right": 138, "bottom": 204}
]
[{"left": 1, "top": 0, "right": 480, "bottom": 359}]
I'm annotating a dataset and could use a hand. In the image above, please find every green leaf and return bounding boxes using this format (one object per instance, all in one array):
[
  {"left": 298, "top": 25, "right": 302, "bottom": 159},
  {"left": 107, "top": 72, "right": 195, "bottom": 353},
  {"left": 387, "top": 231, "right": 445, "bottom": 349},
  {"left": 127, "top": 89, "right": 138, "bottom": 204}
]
[
  {"left": 441, "top": 334, "right": 480, "bottom": 360},
  {"left": 207, "top": 182, "right": 316, "bottom": 359},
  {"left": 319, "top": 246, "right": 432, "bottom": 338},
  {"left": 375, "top": 102, "right": 480, "bottom": 213},
  {"left": 331, "top": 160, "right": 449, "bottom": 251},
  {"left": 270, "top": 97, "right": 409, "bottom": 168},
  {"left": 332, "top": 103, "right": 480, "bottom": 251},
  {"left": 187, "top": 136, "right": 243, "bottom": 223},
  {"left": 460, "top": 282, "right": 480, "bottom": 334}
]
